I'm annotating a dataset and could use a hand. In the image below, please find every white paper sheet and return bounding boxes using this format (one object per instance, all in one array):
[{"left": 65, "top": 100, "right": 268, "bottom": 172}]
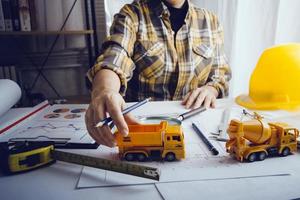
[
  {"left": 155, "top": 174, "right": 300, "bottom": 200},
  {"left": 0, "top": 79, "right": 21, "bottom": 117}
]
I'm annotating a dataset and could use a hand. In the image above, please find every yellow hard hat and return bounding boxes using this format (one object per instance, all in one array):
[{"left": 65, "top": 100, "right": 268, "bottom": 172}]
[{"left": 236, "top": 43, "right": 300, "bottom": 110}]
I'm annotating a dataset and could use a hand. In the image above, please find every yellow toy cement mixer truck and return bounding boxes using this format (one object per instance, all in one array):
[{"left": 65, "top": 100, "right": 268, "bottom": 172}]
[
  {"left": 226, "top": 112, "right": 299, "bottom": 162},
  {"left": 115, "top": 121, "right": 185, "bottom": 162}
]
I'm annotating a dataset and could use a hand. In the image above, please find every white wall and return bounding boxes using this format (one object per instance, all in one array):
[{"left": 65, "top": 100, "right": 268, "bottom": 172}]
[
  {"left": 275, "top": 0, "right": 300, "bottom": 44},
  {"left": 229, "top": 0, "right": 280, "bottom": 97}
]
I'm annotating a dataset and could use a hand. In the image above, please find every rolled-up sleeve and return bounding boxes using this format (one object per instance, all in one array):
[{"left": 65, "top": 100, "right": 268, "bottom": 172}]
[
  {"left": 87, "top": 5, "right": 138, "bottom": 95},
  {"left": 206, "top": 13, "right": 231, "bottom": 98}
]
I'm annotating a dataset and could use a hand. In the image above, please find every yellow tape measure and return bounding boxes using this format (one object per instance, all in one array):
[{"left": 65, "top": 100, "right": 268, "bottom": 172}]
[{"left": 0, "top": 142, "right": 160, "bottom": 181}]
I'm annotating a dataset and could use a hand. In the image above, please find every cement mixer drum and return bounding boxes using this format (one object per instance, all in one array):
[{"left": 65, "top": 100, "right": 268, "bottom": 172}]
[{"left": 242, "top": 119, "right": 272, "bottom": 144}]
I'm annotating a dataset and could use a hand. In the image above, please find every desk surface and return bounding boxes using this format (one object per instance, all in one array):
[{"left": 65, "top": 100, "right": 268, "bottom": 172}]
[{"left": 1, "top": 100, "right": 300, "bottom": 200}]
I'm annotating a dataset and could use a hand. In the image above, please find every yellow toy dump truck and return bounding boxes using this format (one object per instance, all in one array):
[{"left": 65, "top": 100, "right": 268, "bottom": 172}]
[
  {"left": 226, "top": 112, "right": 299, "bottom": 162},
  {"left": 115, "top": 121, "right": 185, "bottom": 162}
]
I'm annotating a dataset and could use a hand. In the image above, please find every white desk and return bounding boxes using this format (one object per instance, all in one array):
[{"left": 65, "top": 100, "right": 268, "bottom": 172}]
[{"left": 1, "top": 100, "right": 300, "bottom": 200}]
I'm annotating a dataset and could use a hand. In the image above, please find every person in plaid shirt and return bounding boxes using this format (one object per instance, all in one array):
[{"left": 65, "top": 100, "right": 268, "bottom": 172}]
[{"left": 86, "top": 0, "right": 231, "bottom": 147}]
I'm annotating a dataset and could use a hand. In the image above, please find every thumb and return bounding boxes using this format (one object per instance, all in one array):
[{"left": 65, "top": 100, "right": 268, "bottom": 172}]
[{"left": 124, "top": 113, "right": 141, "bottom": 125}]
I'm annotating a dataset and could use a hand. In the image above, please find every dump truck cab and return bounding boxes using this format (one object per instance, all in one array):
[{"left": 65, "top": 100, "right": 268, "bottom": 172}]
[
  {"left": 271, "top": 124, "right": 299, "bottom": 155},
  {"left": 162, "top": 123, "right": 185, "bottom": 161}
]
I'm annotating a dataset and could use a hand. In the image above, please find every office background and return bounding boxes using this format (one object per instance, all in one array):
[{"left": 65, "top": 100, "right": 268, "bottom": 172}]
[{"left": 1, "top": 0, "right": 300, "bottom": 104}]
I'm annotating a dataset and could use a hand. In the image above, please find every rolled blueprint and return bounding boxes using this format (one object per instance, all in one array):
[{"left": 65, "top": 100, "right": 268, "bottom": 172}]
[{"left": 0, "top": 79, "right": 22, "bottom": 117}]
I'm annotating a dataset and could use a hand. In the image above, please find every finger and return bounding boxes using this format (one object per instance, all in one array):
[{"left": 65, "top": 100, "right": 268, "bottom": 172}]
[
  {"left": 181, "top": 92, "right": 191, "bottom": 105},
  {"left": 124, "top": 113, "right": 141, "bottom": 125},
  {"left": 85, "top": 107, "right": 114, "bottom": 147},
  {"left": 91, "top": 124, "right": 115, "bottom": 147},
  {"left": 89, "top": 127, "right": 108, "bottom": 146},
  {"left": 106, "top": 100, "right": 129, "bottom": 136},
  {"left": 92, "top": 101, "right": 107, "bottom": 124},
  {"left": 96, "top": 125, "right": 116, "bottom": 147},
  {"left": 87, "top": 121, "right": 111, "bottom": 147},
  {"left": 211, "top": 96, "right": 216, "bottom": 108},
  {"left": 85, "top": 110, "right": 106, "bottom": 145},
  {"left": 192, "top": 91, "right": 207, "bottom": 109},
  {"left": 92, "top": 108, "right": 116, "bottom": 147},
  {"left": 186, "top": 89, "right": 201, "bottom": 108},
  {"left": 186, "top": 88, "right": 203, "bottom": 108},
  {"left": 85, "top": 106, "right": 101, "bottom": 143},
  {"left": 204, "top": 96, "right": 212, "bottom": 109}
]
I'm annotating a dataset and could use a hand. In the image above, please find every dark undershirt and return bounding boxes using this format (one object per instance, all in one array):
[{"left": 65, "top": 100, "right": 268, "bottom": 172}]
[
  {"left": 163, "top": 0, "right": 188, "bottom": 35},
  {"left": 162, "top": 0, "right": 188, "bottom": 98}
]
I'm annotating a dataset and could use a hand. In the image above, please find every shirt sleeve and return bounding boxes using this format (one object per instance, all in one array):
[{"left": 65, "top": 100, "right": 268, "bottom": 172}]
[
  {"left": 86, "top": 4, "right": 138, "bottom": 96},
  {"left": 205, "top": 13, "right": 232, "bottom": 98}
]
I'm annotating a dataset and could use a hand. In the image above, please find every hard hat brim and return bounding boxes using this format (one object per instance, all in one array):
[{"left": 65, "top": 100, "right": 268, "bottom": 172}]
[{"left": 235, "top": 94, "right": 300, "bottom": 110}]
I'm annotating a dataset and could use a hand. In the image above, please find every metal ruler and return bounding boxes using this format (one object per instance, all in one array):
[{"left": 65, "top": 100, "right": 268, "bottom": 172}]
[
  {"left": 0, "top": 142, "right": 160, "bottom": 181},
  {"left": 52, "top": 150, "right": 160, "bottom": 181}
]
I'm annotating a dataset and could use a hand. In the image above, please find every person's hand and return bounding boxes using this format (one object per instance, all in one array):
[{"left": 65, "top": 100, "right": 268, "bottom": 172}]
[
  {"left": 85, "top": 89, "right": 139, "bottom": 147},
  {"left": 182, "top": 85, "right": 218, "bottom": 109}
]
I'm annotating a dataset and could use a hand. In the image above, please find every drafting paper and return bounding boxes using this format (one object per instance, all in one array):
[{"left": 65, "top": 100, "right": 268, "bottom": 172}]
[
  {"left": 155, "top": 174, "right": 300, "bottom": 200},
  {"left": 78, "top": 151, "right": 300, "bottom": 189},
  {"left": 78, "top": 126, "right": 300, "bottom": 188},
  {"left": 0, "top": 79, "right": 22, "bottom": 117},
  {"left": 0, "top": 102, "right": 47, "bottom": 135},
  {"left": 77, "top": 100, "right": 300, "bottom": 188},
  {"left": 0, "top": 104, "right": 93, "bottom": 144},
  {"left": 78, "top": 149, "right": 299, "bottom": 188}
]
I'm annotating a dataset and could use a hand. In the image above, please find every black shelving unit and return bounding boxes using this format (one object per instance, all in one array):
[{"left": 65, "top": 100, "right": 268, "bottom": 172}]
[{"left": 0, "top": 0, "right": 99, "bottom": 106}]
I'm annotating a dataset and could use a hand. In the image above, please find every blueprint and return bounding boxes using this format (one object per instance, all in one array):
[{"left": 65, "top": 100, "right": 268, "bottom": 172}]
[{"left": 0, "top": 103, "right": 94, "bottom": 144}]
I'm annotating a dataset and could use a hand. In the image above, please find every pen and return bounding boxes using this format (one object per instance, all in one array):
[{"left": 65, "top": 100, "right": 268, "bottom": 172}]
[
  {"left": 177, "top": 107, "right": 206, "bottom": 121},
  {"left": 192, "top": 122, "right": 219, "bottom": 155},
  {"left": 95, "top": 98, "right": 151, "bottom": 127}
]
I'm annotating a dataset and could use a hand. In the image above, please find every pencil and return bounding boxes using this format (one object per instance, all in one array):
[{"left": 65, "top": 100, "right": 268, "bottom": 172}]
[
  {"left": 192, "top": 122, "right": 219, "bottom": 155},
  {"left": 95, "top": 98, "right": 151, "bottom": 127}
]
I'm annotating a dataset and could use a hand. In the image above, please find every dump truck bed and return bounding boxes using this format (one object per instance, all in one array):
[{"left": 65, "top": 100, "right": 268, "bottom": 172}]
[{"left": 115, "top": 123, "right": 165, "bottom": 147}]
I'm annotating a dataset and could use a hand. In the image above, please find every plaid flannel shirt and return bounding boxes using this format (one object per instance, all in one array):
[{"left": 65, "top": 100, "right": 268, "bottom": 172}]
[{"left": 87, "top": 0, "right": 231, "bottom": 101}]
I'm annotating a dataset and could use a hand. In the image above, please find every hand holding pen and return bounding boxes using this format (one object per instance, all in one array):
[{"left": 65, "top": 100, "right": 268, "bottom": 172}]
[
  {"left": 85, "top": 90, "right": 150, "bottom": 148},
  {"left": 95, "top": 98, "right": 151, "bottom": 127}
]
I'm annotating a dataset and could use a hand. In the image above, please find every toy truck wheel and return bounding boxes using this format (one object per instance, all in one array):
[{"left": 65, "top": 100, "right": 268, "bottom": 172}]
[
  {"left": 125, "top": 153, "right": 135, "bottom": 161},
  {"left": 258, "top": 152, "right": 267, "bottom": 161},
  {"left": 137, "top": 153, "right": 147, "bottom": 162},
  {"left": 281, "top": 147, "right": 290, "bottom": 157},
  {"left": 247, "top": 153, "right": 257, "bottom": 162},
  {"left": 165, "top": 152, "right": 176, "bottom": 162}
]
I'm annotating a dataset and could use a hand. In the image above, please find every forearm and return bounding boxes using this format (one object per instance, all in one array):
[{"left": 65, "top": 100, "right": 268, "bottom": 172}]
[
  {"left": 92, "top": 69, "right": 121, "bottom": 99},
  {"left": 86, "top": 69, "right": 138, "bottom": 147}
]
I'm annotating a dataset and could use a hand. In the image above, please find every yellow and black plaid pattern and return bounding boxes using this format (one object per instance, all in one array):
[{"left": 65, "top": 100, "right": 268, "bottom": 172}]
[{"left": 87, "top": 0, "right": 231, "bottom": 101}]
